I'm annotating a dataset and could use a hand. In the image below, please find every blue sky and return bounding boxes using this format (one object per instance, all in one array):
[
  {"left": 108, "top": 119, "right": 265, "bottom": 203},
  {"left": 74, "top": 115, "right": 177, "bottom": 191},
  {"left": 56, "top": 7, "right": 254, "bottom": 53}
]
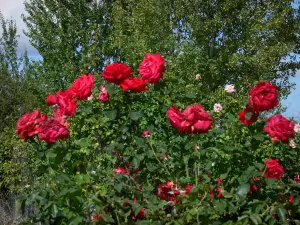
[{"left": 1, "top": 0, "right": 299, "bottom": 120}]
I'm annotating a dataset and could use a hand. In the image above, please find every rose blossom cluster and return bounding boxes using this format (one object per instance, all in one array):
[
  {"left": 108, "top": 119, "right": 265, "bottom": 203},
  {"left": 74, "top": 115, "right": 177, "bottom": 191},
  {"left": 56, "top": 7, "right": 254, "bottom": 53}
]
[
  {"left": 17, "top": 74, "right": 95, "bottom": 143},
  {"left": 157, "top": 181, "right": 193, "bottom": 203},
  {"left": 167, "top": 104, "right": 213, "bottom": 134},
  {"left": 238, "top": 81, "right": 295, "bottom": 143},
  {"left": 101, "top": 53, "right": 166, "bottom": 92},
  {"left": 239, "top": 81, "right": 279, "bottom": 126}
]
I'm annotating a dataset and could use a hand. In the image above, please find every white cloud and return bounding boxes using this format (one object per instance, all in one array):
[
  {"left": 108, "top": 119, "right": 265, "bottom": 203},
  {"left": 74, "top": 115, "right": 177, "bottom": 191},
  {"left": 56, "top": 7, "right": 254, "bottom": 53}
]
[{"left": 0, "top": 0, "right": 39, "bottom": 58}]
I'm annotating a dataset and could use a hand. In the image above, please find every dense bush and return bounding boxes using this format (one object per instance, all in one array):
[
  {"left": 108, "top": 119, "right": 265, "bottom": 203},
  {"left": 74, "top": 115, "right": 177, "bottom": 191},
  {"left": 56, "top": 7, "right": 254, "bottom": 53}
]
[{"left": 17, "top": 54, "right": 300, "bottom": 224}]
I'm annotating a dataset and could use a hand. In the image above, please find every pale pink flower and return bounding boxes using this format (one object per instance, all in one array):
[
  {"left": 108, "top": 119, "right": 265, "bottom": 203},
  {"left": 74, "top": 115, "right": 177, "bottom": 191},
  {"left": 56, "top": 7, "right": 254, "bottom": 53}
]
[
  {"left": 294, "top": 124, "right": 300, "bottom": 134},
  {"left": 289, "top": 140, "right": 296, "bottom": 149},
  {"left": 195, "top": 74, "right": 201, "bottom": 80},
  {"left": 214, "top": 103, "right": 223, "bottom": 113},
  {"left": 224, "top": 85, "right": 235, "bottom": 93}
]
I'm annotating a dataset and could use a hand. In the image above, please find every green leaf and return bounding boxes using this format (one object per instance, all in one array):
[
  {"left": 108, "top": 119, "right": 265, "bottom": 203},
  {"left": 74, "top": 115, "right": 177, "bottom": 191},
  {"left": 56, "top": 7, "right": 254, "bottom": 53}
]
[
  {"left": 129, "top": 111, "right": 143, "bottom": 120},
  {"left": 115, "top": 183, "right": 123, "bottom": 192},
  {"left": 277, "top": 207, "right": 286, "bottom": 222},
  {"left": 236, "top": 183, "right": 250, "bottom": 198},
  {"left": 103, "top": 110, "right": 117, "bottom": 120},
  {"left": 46, "top": 151, "right": 57, "bottom": 159}
]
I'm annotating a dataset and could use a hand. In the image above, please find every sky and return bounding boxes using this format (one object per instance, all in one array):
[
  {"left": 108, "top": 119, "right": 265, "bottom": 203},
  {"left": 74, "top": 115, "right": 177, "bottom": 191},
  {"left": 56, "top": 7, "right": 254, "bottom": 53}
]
[{"left": 1, "top": 0, "right": 300, "bottom": 120}]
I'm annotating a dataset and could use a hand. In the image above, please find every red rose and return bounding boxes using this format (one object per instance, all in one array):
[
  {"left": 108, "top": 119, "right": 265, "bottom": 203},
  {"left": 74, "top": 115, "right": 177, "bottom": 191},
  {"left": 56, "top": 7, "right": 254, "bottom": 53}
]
[
  {"left": 69, "top": 74, "right": 94, "bottom": 100},
  {"left": 38, "top": 117, "right": 69, "bottom": 144},
  {"left": 264, "top": 159, "right": 284, "bottom": 179},
  {"left": 167, "top": 106, "right": 183, "bottom": 132},
  {"left": 114, "top": 167, "right": 130, "bottom": 175},
  {"left": 210, "top": 187, "right": 223, "bottom": 199},
  {"left": 249, "top": 81, "right": 279, "bottom": 112},
  {"left": 16, "top": 110, "right": 47, "bottom": 139},
  {"left": 142, "top": 130, "right": 151, "bottom": 138},
  {"left": 53, "top": 90, "right": 77, "bottom": 117},
  {"left": 250, "top": 184, "right": 258, "bottom": 194},
  {"left": 92, "top": 213, "right": 103, "bottom": 221},
  {"left": 102, "top": 63, "right": 133, "bottom": 84},
  {"left": 162, "top": 153, "right": 168, "bottom": 159},
  {"left": 167, "top": 104, "right": 213, "bottom": 134},
  {"left": 46, "top": 93, "right": 58, "bottom": 106},
  {"left": 239, "top": 104, "right": 259, "bottom": 126},
  {"left": 157, "top": 181, "right": 176, "bottom": 203},
  {"left": 264, "top": 115, "right": 294, "bottom": 142},
  {"left": 120, "top": 78, "right": 148, "bottom": 92},
  {"left": 139, "top": 53, "right": 166, "bottom": 83},
  {"left": 289, "top": 195, "right": 294, "bottom": 203},
  {"left": 184, "top": 184, "right": 193, "bottom": 194},
  {"left": 217, "top": 178, "right": 224, "bottom": 185}
]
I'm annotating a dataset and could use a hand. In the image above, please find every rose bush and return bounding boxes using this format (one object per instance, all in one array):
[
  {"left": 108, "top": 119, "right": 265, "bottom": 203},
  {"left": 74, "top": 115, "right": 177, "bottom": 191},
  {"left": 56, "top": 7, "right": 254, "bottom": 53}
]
[{"left": 16, "top": 54, "right": 300, "bottom": 225}]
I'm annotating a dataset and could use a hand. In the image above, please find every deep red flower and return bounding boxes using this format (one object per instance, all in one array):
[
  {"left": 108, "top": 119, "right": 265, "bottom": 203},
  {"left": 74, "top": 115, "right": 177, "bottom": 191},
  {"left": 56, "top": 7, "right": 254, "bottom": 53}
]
[
  {"left": 249, "top": 81, "right": 279, "bottom": 112},
  {"left": 92, "top": 213, "right": 103, "bottom": 221},
  {"left": 102, "top": 63, "right": 133, "bottom": 84},
  {"left": 114, "top": 167, "right": 130, "bottom": 175},
  {"left": 264, "top": 115, "right": 294, "bottom": 142},
  {"left": 210, "top": 187, "right": 223, "bottom": 199},
  {"left": 120, "top": 78, "right": 148, "bottom": 92},
  {"left": 289, "top": 195, "right": 294, "bottom": 203},
  {"left": 139, "top": 53, "right": 166, "bottom": 84},
  {"left": 142, "top": 130, "right": 151, "bottom": 138},
  {"left": 53, "top": 90, "right": 77, "bottom": 117},
  {"left": 264, "top": 159, "right": 284, "bottom": 179},
  {"left": 167, "top": 106, "right": 183, "bottom": 132},
  {"left": 157, "top": 181, "right": 176, "bottom": 202},
  {"left": 16, "top": 110, "right": 47, "bottom": 139},
  {"left": 167, "top": 104, "right": 213, "bottom": 134},
  {"left": 239, "top": 104, "right": 259, "bottom": 126},
  {"left": 185, "top": 184, "right": 193, "bottom": 194},
  {"left": 46, "top": 93, "right": 58, "bottom": 106},
  {"left": 69, "top": 74, "right": 94, "bottom": 100},
  {"left": 250, "top": 184, "right": 258, "bottom": 194},
  {"left": 217, "top": 178, "right": 224, "bottom": 185},
  {"left": 38, "top": 117, "right": 69, "bottom": 144}
]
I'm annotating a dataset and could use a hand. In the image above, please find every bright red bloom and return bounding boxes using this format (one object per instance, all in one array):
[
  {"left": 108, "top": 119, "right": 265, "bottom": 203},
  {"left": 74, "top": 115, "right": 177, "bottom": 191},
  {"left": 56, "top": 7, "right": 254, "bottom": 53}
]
[
  {"left": 264, "top": 159, "right": 284, "bottom": 179},
  {"left": 92, "top": 213, "right": 103, "bottom": 221},
  {"left": 142, "top": 130, "right": 151, "bottom": 138},
  {"left": 264, "top": 115, "right": 294, "bottom": 142},
  {"left": 38, "top": 117, "right": 69, "bottom": 144},
  {"left": 120, "top": 78, "right": 148, "bottom": 92},
  {"left": 157, "top": 181, "right": 176, "bottom": 202},
  {"left": 167, "top": 104, "right": 213, "bottom": 134},
  {"left": 114, "top": 167, "right": 130, "bottom": 175},
  {"left": 210, "top": 187, "right": 223, "bottom": 199},
  {"left": 239, "top": 104, "right": 259, "bottom": 126},
  {"left": 46, "top": 93, "right": 58, "bottom": 106},
  {"left": 102, "top": 63, "right": 133, "bottom": 84},
  {"left": 217, "top": 178, "right": 224, "bottom": 185},
  {"left": 249, "top": 81, "right": 279, "bottom": 112},
  {"left": 139, "top": 53, "right": 166, "bottom": 84},
  {"left": 184, "top": 184, "right": 193, "bottom": 194},
  {"left": 69, "top": 74, "right": 94, "bottom": 100},
  {"left": 16, "top": 110, "right": 47, "bottom": 139},
  {"left": 250, "top": 184, "right": 258, "bottom": 194},
  {"left": 53, "top": 90, "right": 77, "bottom": 117},
  {"left": 289, "top": 195, "right": 294, "bottom": 203}
]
